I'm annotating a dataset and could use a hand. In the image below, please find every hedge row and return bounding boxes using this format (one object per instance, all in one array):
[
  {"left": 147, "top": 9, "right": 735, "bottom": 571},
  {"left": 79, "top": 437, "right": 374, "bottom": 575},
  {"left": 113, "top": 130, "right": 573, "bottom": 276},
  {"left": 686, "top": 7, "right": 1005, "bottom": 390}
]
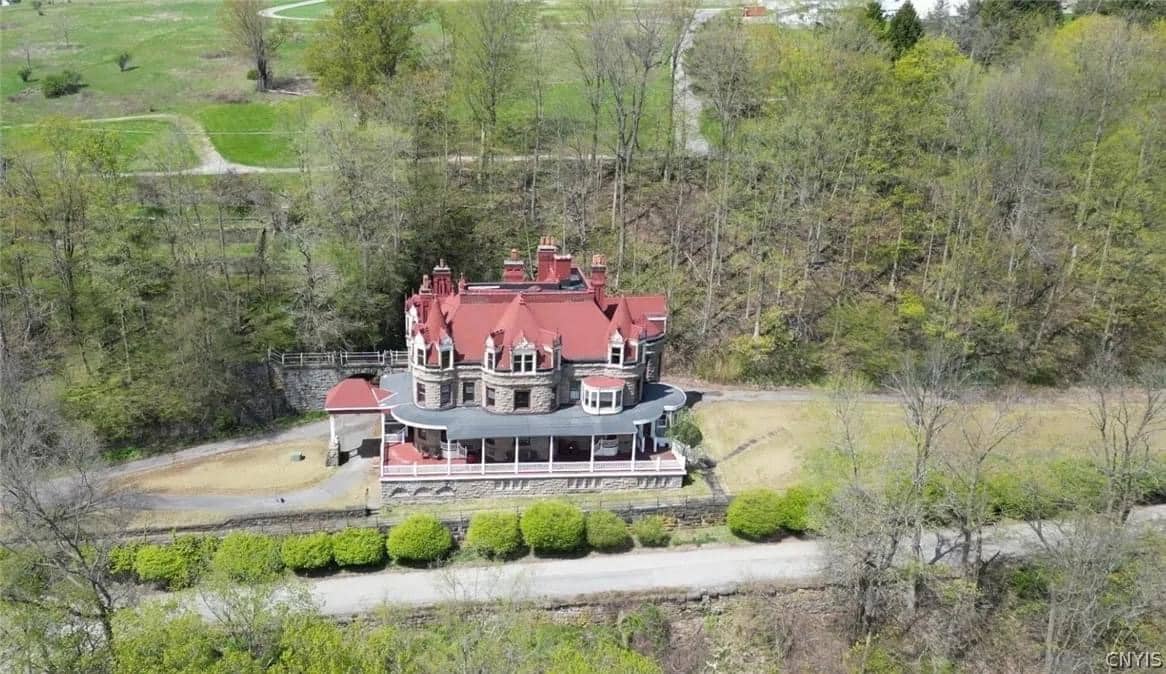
[{"left": 727, "top": 486, "right": 821, "bottom": 541}]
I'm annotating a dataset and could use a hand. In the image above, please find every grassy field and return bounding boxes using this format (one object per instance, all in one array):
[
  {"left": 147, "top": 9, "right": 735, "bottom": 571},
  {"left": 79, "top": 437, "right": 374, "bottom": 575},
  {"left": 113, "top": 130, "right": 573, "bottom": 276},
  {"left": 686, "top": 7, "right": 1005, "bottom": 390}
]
[
  {"left": 120, "top": 438, "right": 333, "bottom": 496},
  {"left": 197, "top": 98, "right": 320, "bottom": 165},
  {"left": 1, "top": 0, "right": 681, "bottom": 167},
  {"left": 0, "top": 0, "right": 314, "bottom": 125},
  {"left": 694, "top": 395, "right": 1139, "bottom": 493},
  {"left": 0, "top": 118, "right": 199, "bottom": 170}
]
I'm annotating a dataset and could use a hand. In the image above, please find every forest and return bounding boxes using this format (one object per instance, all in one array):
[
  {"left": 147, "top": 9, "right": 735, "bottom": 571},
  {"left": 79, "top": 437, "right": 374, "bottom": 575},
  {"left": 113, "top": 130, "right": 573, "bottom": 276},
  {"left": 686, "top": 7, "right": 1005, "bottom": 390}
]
[{"left": 1, "top": 0, "right": 1163, "bottom": 451}]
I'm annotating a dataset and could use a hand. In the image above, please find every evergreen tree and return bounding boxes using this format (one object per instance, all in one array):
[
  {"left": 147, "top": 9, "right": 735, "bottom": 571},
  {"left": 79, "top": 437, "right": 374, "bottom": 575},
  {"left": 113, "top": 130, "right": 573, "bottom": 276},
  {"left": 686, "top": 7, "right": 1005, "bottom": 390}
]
[{"left": 887, "top": 2, "right": 925, "bottom": 58}]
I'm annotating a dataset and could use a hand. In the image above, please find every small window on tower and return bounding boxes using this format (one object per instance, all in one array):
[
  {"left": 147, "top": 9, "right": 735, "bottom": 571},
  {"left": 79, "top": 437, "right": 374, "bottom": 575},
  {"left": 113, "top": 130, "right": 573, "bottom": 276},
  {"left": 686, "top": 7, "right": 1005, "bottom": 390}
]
[
  {"left": 440, "top": 348, "right": 453, "bottom": 369},
  {"left": 514, "top": 390, "right": 531, "bottom": 410},
  {"left": 440, "top": 384, "right": 452, "bottom": 406},
  {"left": 415, "top": 382, "right": 424, "bottom": 402},
  {"left": 462, "top": 381, "right": 476, "bottom": 404},
  {"left": 609, "top": 345, "right": 623, "bottom": 365},
  {"left": 486, "top": 387, "right": 496, "bottom": 407},
  {"left": 514, "top": 352, "right": 535, "bottom": 373}
]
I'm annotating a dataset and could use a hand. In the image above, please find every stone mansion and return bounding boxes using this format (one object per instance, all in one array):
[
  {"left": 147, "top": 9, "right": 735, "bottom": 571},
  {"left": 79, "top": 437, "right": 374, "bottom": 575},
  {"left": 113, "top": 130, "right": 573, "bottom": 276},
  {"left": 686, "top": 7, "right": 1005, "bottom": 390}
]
[{"left": 325, "top": 237, "right": 689, "bottom": 500}]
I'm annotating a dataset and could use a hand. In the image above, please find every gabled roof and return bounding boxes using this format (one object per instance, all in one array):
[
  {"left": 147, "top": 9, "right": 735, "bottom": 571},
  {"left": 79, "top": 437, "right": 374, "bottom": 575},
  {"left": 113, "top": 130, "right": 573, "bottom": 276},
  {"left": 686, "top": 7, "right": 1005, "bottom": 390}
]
[
  {"left": 405, "top": 243, "right": 669, "bottom": 366},
  {"left": 325, "top": 378, "right": 394, "bottom": 413}
]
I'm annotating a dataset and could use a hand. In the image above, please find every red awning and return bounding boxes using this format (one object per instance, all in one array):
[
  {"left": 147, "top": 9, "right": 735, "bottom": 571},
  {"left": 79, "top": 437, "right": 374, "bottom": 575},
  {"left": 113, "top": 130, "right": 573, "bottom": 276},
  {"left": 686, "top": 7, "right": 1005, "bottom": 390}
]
[
  {"left": 324, "top": 378, "right": 395, "bottom": 413},
  {"left": 581, "top": 375, "right": 625, "bottom": 390}
]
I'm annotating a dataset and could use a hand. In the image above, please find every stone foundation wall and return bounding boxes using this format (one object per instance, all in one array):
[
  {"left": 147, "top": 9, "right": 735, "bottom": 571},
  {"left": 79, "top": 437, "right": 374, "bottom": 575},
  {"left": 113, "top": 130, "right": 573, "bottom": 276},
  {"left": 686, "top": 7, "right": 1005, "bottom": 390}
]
[
  {"left": 270, "top": 365, "right": 390, "bottom": 411},
  {"left": 381, "top": 473, "right": 684, "bottom": 501}
]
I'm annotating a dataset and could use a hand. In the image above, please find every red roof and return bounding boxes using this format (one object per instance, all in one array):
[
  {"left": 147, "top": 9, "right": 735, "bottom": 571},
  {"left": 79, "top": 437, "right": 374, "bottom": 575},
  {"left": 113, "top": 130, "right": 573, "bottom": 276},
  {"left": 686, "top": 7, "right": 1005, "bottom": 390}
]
[
  {"left": 407, "top": 242, "right": 668, "bottom": 367},
  {"left": 582, "top": 375, "right": 625, "bottom": 389},
  {"left": 325, "top": 378, "right": 394, "bottom": 412}
]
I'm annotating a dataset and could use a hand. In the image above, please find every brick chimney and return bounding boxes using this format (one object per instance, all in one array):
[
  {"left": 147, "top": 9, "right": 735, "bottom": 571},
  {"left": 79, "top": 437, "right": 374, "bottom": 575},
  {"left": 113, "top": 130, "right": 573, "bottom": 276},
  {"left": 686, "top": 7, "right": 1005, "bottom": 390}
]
[
  {"left": 502, "top": 248, "right": 526, "bottom": 283},
  {"left": 589, "top": 254, "right": 607, "bottom": 306},
  {"left": 553, "top": 252, "right": 573, "bottom": 282},
  {"left": 432, "top": 259, "right": 452, "bottom": 297},
  {"left": 418, "top": 274, "right": 433, "bottom": 321},
  {"left": 536, "top": 236, "right": 558, "bottom": 281}
]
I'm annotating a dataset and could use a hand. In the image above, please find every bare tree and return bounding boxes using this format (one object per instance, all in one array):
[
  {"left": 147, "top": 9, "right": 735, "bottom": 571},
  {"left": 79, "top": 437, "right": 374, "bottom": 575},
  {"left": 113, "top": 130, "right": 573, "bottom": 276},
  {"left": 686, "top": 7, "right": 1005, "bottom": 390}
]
[
  {"left": 597, "top": 1, "right": 667, "bottom": 280},
  {"left": 0, "top": 354, "right": 137, "bottom": 670},
  {"left": 220, "top": 0, "right": 287, "bottom": 91},
  {"left": 888, "top": 344, "right": 967, "bottom": 613},
  {"left": 1083, "top": 356, "right": 1166, "bottom": 523},
  {"left": 936, "top": 389, "right": 1025, "bottom": 582}
]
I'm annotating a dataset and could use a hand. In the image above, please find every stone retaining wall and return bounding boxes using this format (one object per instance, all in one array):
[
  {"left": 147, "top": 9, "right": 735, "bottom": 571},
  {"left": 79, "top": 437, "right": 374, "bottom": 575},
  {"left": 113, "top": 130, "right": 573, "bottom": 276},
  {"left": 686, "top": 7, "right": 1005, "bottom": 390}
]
[
  {"left": 269, "top": 364, "right": 392, "bottom": 411},
  {"left": 121, "top": 497, "right": 727, "bottom": 542}
]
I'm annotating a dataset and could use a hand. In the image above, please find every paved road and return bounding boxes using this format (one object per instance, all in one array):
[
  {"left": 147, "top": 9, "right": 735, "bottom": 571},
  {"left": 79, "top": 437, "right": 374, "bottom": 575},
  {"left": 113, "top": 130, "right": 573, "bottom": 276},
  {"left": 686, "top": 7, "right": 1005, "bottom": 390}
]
[
  {"left": 260, "top": 0, "right": 327, "bottom": 21},
  {"left": 274, "top": 504, "right": 1166, "bottom": 616}
]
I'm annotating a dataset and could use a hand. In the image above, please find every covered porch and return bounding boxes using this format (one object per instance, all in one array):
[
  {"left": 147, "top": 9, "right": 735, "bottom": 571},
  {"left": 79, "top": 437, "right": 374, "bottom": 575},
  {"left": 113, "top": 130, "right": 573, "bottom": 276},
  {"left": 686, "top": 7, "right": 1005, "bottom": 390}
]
[{"left": 380, "top": 431, "right": 684, "bottom": 479}]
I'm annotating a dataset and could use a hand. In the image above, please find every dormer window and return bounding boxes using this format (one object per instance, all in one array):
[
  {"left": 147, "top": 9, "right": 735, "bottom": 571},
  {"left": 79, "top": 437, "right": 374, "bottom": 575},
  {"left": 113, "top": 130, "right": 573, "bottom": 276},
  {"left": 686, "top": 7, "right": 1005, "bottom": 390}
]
[
  {"left": 440, "top": 347, "right": 453, "bottom": 370},
  {"left": 609, "top": 344, "right": 623, "bottom": 366},
  {"left": 514, "top": 351, "right": 536, "bottom": 373},
  {"left": 485, "top": 350, "right": 497, "bottom": 370}
]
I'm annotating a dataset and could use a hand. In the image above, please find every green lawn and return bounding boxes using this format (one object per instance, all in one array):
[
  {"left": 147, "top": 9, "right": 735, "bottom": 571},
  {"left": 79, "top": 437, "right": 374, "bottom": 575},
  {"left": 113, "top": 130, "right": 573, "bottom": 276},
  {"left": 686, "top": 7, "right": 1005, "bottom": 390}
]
[
  {"left": 0, "top": 0, "right": 316, "bottom": 126},
  {"left": 1, "top": 0, "right": 682, "bottom": 166},
  {"left": 0, "top": 119, "right": 199, "bottom": 171},
  {"left": 197, "top": 99, "right": 320, "bottom": 166}
]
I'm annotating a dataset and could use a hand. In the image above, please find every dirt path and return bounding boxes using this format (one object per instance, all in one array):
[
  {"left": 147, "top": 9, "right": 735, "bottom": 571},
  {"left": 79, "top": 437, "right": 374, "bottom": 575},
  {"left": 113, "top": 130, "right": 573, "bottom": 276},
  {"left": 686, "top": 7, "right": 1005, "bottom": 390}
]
[{"left": 260, "top": 0, "right": 327, "bottom": 21}]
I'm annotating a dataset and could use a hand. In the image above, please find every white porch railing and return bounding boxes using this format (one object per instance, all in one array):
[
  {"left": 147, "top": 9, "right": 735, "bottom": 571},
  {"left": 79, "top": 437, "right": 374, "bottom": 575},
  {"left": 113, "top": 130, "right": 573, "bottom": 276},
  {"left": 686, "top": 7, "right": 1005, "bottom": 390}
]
[
  {"left": 383, "top": 430, "right": 406, "bottom": 445},
  {"left": 440, "top": 441, "right": 468, "bottom": 459},
  {"left": 268, "top": 349, "right": 409, "bottom": 368},
  {"left": 381, "top": 454, "right": 686, "bottom": 479}
]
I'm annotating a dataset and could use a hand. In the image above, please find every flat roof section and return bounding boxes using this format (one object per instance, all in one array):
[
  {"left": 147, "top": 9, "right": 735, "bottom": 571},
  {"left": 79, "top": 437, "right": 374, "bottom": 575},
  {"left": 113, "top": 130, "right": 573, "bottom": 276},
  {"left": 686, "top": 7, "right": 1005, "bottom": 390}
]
[{"left": 380, "top": 372, "right": 686, "bottom": 441}]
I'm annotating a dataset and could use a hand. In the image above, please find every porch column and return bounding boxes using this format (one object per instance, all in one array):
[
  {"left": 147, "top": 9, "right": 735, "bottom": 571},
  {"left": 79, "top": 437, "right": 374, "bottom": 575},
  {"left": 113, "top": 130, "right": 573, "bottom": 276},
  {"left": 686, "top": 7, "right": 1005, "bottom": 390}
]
[
  {"left": 549, "top": 435, "right": 555, "bottom": 473},
  {"left": 514, "top": 436, "right": 520, "bottom": 475},
  {"left": 481, "top": 438, "right": 486, "bottom": 475},
  {"left": 630, "top": 432, "right": 635, "bottom": 472},
  {"left": 326, "top": 415, "right": 340, "bottom": 467},
  {"left": 589, "top": 435, "right": 595, "bottom": 472},
  {"left": 446, "top": 441, "right": 452, "bottom": 475}
]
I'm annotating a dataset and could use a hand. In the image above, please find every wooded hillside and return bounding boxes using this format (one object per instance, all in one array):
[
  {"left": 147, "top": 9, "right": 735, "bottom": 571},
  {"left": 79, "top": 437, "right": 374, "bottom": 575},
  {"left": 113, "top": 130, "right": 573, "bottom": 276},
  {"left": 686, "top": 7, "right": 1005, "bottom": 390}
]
[{"left": 1, "top": 1, "right": 1162, "bottom": 449}]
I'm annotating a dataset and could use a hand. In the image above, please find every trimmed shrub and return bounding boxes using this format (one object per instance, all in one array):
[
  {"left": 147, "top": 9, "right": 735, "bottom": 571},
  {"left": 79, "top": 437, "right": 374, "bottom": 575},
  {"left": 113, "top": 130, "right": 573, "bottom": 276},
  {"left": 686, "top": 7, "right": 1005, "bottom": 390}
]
[
  {"left": 585, "top": 511, "right": 630, "bottom": 552},
  {"left": 281, "top": 533, "right": 333, "bottom": 572},
  {"left": 387, "top": 515, "right": 453, "bottom": 564},
  {"left": 245, "top": 68, "right": 259, "bottom": 81},
  {"left": 133, "top": 545, "right": 191, "bottom": 590},
  {"left": 211, "top": 532, "right": 283, "bottom": 583},
  {"left": 727, "top": 489, "right": 783, "bottom": 540},
  {"left": 116, "top": 51, "right": 132, "bottom": 72},
  {"left": 631, "top": 516, "right": 671, "bottom": 547},
  {"left": 330, "top": 528, "right": 385, "bottom": 567},
  {"left": 41, "top": 70, "right": 83, "bottom": 98},
  {"left": 775, "top": 485, "right": 819, "bottom": 534},
  {"left": 465, "top": 511, "right": 524, "bottom": 559},
  {"left": 18, "top": 66, "right": 32, "bottom": 83},
  {"left": 520, "top": 500, "right": 585, "bottom": 554}
]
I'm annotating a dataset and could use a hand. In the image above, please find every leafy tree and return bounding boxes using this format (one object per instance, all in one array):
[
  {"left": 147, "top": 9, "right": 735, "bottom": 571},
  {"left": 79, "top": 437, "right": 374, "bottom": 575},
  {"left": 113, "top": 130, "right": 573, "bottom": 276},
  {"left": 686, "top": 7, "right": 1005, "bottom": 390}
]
[
  {"left": 887, "top": 1, "right": 925, "bottom": 58},
  {"left": 386, "top": 514, "right": 454, "bottom": 564},
  {"left": 305, "top": 0, "right": 426, "bottom": 100},
  {"left": 465, "top": 511, "right": 524, "bottom": 559}
]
